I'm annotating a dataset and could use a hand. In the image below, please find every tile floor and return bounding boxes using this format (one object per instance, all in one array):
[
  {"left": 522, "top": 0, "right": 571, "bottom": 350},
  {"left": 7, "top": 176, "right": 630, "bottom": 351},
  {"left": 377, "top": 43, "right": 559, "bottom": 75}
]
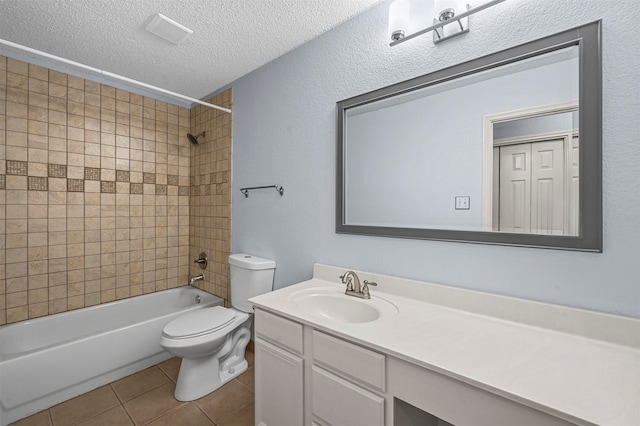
[{"left": 11, "top": 352, "right": 255, "bottom": 426}]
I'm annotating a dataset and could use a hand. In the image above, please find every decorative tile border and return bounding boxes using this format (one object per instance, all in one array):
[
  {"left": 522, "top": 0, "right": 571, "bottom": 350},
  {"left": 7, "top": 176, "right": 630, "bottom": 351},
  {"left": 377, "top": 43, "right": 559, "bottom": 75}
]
[
  {"left": 84, "top": 167, "right": 101, "bottom": 181},
  {"left": 28, "top": 176, "right": 48, "bottom": 191},
  {"left": 67, "top": 179, "right": 85, "bottom": 192},
  {"left": 101, "top": 181, "right": 116, "bottom": 193},
  {"left": 48, "top": 164, "right": 67, "bottom": 178},
  {"left": 0, "top": 164, "right": 192, "bottom": 196},
  {"left": 7, "top": 160, "right": 28, "bottom": 176},
  {"left": 116, "top": 170, "right": 130, "bottom": 182},
  {"left": 130, "top": 183, "right": 143, "bottom": 194},
  {"left": 143, "top": 172, "right": 156, "bottom": 184}
]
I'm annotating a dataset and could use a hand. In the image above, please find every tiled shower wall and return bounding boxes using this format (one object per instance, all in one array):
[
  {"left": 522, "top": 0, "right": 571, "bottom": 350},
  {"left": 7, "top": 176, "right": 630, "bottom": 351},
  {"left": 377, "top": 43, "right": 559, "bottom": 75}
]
[
  {"left": 0, "top": 56, "right": 194, "bottom": 325},
  {"left": 188, "top": 90, "right": 233, "bottom": 303}
]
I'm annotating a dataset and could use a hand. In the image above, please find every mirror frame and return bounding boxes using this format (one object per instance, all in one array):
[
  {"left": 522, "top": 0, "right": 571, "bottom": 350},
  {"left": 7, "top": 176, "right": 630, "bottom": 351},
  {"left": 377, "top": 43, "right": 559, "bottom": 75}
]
[{"left": 336, "top": 21, "right": 602, "bottom": 251}]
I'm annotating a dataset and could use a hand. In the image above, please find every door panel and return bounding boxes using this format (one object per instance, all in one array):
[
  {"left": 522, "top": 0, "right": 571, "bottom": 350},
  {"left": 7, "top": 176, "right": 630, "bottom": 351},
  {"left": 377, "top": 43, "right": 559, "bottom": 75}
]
[
  {"left": 531, "top": 140, "right": 564, "bottom": 234},
  {"left": 497, "top": 139, "right": 569, "bottom": 234},
  {"left": 499, "top": 144, "right": 531, "bottom": 233}
]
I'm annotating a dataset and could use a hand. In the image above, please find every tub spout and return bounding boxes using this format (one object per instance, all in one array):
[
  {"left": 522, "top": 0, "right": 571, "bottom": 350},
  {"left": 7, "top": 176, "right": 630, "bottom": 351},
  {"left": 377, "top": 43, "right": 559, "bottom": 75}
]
[{"left": 189, "top": 274, "right": 205, "bottom": 285}]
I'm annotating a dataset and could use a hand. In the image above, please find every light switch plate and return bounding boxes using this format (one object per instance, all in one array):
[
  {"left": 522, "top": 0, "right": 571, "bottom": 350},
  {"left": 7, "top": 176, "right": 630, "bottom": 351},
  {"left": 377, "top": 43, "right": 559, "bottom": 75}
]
[{"left": 455, "top": 196, "right": 470, "bottom": 210}]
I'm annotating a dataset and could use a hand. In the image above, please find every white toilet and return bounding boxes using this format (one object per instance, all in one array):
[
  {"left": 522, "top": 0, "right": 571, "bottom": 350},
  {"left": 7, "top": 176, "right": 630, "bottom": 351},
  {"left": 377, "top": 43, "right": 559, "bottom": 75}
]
[{"left": 160, "top": 253, "right": 275, "bottom": 401}]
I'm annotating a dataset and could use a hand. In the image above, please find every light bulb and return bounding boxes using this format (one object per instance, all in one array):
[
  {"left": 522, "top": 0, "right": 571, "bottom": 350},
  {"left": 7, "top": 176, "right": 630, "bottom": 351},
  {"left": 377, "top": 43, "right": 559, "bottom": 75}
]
[
  {"left": 434, "top": 0, "right": 465, "bottom": 21},
  {"left": 388, "top": 0, "right": 410, "bottom": 41}
]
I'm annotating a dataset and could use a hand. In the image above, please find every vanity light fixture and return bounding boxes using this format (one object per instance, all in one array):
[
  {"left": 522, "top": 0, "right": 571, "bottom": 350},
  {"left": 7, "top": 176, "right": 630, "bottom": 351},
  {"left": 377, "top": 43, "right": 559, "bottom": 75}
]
[
  {"left": 388, "top": 0, "right": 506, "bottom": 46},
  {"left": 388, "top": 0, "right": 411, "bottom": 41}
]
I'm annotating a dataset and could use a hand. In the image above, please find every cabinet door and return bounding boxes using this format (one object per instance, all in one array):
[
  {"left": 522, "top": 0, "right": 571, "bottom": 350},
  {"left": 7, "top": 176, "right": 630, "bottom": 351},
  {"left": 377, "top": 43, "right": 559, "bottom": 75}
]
[{"left": 255, "top": 338, "right": 304, "bottom": 426}]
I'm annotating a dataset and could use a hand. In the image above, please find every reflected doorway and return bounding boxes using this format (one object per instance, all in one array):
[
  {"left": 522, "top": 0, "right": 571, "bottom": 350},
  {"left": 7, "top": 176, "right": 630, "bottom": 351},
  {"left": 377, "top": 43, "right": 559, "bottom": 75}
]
[{"left": 483, "top": 102, "right": 579, "bottom": 235}]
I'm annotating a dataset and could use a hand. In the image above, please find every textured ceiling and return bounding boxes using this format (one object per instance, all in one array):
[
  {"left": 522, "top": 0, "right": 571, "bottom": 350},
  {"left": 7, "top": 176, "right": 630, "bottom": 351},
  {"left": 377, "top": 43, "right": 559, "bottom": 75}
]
[{"left": 0, "top": 0, "right": 383, "bottom": 104}]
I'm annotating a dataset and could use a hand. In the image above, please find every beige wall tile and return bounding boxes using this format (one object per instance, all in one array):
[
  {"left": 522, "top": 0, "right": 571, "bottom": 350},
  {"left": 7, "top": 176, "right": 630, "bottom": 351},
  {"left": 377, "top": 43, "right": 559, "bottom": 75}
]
[{"left": 0, "top": 56, "right": 198, "bottom": 324}]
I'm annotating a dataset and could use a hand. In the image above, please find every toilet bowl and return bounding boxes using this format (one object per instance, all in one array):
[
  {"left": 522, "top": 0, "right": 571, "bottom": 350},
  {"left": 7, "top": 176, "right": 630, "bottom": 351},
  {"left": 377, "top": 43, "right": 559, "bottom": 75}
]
[{"left": 160, "top": 253, "right": 275, "bottom": 401}]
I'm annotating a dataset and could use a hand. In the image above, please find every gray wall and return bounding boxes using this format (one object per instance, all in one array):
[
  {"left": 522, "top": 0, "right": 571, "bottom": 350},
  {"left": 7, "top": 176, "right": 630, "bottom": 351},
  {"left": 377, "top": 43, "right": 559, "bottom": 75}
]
[{"left": 229, "top": 0, "right": 640, "bottom": 318}]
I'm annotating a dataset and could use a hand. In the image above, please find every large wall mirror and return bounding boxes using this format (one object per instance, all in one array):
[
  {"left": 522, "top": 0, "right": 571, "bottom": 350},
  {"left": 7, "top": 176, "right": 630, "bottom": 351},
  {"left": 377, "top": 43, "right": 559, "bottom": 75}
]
[{"left": 337, "top": 21, "right": 601, "bottom": 251}]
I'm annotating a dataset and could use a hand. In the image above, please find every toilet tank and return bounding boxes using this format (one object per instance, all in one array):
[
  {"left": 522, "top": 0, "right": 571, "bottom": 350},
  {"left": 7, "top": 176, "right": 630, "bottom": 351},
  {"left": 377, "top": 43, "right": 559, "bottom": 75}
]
[{"left": 229, "top": 253, "right": 276, "bottom": 313}]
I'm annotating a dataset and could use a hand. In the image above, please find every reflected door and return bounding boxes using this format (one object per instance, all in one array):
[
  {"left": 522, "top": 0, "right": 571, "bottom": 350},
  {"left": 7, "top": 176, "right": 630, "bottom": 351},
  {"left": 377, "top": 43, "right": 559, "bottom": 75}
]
[{"left": 497, "top": 138, "right": 573, "bottom": 234}]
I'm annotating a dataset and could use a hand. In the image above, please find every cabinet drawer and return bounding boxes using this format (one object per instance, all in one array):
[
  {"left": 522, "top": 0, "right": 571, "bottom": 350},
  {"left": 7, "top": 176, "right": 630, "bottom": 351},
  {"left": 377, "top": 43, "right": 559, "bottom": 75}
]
[
  {"left": 255, "top": 308, "right": 303, "bottom": 354},
  {"left": 313, "top": 330, "right": 385, "bottom": 391},
  {"left": 312, "top": 366, "right": 384, "bottom": 426}
]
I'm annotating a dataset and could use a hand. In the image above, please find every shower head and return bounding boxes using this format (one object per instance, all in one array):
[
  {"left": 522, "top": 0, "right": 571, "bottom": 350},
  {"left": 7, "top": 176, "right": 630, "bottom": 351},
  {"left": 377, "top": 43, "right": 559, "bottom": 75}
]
[{"left": 187, "top": 131, "right": 206, "bottom": 145}]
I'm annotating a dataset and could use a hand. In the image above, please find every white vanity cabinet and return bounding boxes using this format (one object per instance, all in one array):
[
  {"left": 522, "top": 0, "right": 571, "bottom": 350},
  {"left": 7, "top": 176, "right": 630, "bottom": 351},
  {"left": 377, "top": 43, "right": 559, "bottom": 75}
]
[
  {"left": 254, "top": 309, "right": 304, "bottom": 426},
  {"left": 255, "top": 306, "right": 577, "bottom": 426},
  {"left": 254, "top": 308, "right": 387, "bottom": 426},
  {"left": 250, "top": 266, "right": 639, "bottom": 426}
]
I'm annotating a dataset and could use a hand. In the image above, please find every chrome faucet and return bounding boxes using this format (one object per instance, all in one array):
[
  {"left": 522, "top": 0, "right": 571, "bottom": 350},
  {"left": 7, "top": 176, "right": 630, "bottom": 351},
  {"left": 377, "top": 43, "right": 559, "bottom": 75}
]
[
  {"left": 340, "top": 271, "right": 377, "bottom": 299},
  {"left": 189, "top": 273, "right": 205, "bottom": 285}
]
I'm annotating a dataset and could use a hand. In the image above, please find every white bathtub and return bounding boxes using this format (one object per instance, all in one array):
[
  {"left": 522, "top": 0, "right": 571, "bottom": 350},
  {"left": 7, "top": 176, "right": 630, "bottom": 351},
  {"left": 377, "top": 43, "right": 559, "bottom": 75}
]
[{"left": 0, "top": 286, "right": 223, "bottom": 425}]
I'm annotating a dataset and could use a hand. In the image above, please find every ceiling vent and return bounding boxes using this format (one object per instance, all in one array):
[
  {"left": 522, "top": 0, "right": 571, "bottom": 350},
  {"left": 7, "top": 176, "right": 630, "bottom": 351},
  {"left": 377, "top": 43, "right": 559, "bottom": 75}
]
[{"left": 145, "top": 13, "right": 193, "bottom": 45}]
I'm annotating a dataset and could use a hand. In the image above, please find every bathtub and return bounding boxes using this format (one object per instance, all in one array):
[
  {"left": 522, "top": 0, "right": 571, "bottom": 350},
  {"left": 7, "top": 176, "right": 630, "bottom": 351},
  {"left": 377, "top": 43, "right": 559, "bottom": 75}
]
[{"left": 0, "top": 286, "right": 223, "bottom": 426}]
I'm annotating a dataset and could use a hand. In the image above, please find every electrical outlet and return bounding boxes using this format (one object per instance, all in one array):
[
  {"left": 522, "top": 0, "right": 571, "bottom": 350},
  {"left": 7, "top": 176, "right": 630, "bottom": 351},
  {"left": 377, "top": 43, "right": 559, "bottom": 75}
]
[{"left": 455, "top": 196, "right": 470, "bottom": 210}]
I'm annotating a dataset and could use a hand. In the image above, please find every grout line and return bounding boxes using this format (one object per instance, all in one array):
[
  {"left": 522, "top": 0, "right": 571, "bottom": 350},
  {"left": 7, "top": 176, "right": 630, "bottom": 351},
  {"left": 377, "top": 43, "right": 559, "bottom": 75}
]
[
  {"left": 109, "top": 383, "right": 126, "bottom": 404},
  {"left": 120, "top": 399, "right": 138, "bottom": 426},
  {"left": 214, "top": 400, "right": 254, "bottom": 426},
  {"left": 232, "top": 372, "right": 255, "bottom": 394},
  {"left": 121, "top": 402, "right": 137, "bottom": 426},
  {"left": 196, "top": 403, "right": 217, "bottom": 425}
]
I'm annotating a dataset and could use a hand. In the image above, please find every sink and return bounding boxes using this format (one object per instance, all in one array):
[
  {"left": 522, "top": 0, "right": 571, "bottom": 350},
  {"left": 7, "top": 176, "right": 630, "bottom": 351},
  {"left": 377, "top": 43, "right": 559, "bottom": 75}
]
[{"left": 288, "top": 287, "right": 398, "bottom": 323}]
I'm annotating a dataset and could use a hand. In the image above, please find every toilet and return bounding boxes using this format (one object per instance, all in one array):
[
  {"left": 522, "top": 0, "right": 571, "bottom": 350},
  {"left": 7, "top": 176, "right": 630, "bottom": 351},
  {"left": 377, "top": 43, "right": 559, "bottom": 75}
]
[{"left": 160, "top": 253, "right": 275, "bottom": 401}]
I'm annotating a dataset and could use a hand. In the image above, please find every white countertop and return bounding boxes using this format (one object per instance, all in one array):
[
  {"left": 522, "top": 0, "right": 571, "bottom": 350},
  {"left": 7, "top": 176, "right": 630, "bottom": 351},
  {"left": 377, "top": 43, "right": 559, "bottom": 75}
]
[{"left": 249, "top": 265, "right": 640, "bottom": 426}]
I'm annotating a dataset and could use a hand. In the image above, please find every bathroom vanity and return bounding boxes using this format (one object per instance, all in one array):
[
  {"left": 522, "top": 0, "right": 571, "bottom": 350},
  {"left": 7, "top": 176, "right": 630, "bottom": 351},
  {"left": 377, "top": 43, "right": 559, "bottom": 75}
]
[{"left": 249, "top": 264, "right": 640, "bottom": 426}]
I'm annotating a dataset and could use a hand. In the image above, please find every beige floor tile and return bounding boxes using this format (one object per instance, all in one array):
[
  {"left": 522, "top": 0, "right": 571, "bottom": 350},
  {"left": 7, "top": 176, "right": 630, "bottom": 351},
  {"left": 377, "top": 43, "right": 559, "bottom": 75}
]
[
  {"left": 195, "top": 381, "right": 253, "bottom": 423},
  {"left": 50, "top": 386, "right": 120, "bottom": 426},
  {"left": 75, "top": 406, "right": 133, "bottom": 426},
  {"left": 9, "top": 410, "right": 52, "bottom": 426},
  {"left": 245, "top": 350, "right": 254, "bottom": 368},
  {"left": 217, "top": 402, "right": 255, "bottom": 426},
  {"left": 157, "top": 357, "right": 181, "bottom": 383},
  {"left": 146, "top": 403, "right": 214, "bottom": 426},
  {"left": 123, "top": 382, "right": 184, "bottom": 425},
  {"left": 111, "top": 366, "right": 170, "bottom": 402},
  {"left": 235, "top": 367, "right": 254, "bottom": 392}
]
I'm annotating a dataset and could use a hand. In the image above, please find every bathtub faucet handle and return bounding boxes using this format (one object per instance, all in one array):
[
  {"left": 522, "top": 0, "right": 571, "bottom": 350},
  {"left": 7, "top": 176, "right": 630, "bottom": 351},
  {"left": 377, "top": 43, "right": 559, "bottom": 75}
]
[{"left": 194, "top": 252, "right": 208, "bottom": 270}]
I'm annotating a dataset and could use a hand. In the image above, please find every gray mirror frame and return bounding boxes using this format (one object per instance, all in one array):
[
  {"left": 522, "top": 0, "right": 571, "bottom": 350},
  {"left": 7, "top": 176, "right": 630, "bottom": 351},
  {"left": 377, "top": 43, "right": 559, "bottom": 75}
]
[{"left": 336, "top": 21, "right": 602, "bottom": 252}]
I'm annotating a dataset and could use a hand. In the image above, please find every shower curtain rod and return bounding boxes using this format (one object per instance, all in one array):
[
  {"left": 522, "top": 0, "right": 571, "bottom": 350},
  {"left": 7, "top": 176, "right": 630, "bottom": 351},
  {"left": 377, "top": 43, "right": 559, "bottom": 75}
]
[{"left": 0, "top": 39, "right": 232, "bottom": 114}]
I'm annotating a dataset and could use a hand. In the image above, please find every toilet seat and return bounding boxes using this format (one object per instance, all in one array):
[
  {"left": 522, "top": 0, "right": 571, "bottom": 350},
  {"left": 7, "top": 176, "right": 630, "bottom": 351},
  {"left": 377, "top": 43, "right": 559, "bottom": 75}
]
[{"left": 162, "top": 306, "right": 236, "bottom": 339}]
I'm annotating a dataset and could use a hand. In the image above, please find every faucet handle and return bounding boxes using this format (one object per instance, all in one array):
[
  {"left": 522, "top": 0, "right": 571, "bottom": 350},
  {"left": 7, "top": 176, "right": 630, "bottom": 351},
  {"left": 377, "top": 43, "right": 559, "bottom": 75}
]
[
  {"left": 194, "top": 252, "right": 208, "bottom": 270},
  {"left": 339, "top": 274, "right": 354, "bottom": 291},
  {"left": 364, "top": 280, "right": 377, "bottom": 286}
]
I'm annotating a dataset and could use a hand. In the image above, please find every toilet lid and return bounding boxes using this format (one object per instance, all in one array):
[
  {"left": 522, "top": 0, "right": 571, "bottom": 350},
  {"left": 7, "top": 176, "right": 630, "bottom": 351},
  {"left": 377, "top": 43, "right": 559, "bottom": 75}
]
[{"left": 163, "top": 306, "right": 236, "bottom": 339}]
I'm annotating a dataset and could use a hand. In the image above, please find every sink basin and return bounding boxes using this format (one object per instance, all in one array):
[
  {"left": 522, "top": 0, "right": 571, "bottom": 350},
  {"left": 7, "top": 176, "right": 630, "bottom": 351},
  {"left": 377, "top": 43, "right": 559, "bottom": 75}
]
[{"left": 288, "top": 287, "right": 398, "bottom": 323}]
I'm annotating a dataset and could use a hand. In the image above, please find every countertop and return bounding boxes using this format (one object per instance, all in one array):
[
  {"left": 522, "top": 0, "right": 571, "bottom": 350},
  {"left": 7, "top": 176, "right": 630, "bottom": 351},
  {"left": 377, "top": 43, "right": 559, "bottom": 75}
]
[{"left": 249, "top": 265, "right": 640, "bottom": 426}]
